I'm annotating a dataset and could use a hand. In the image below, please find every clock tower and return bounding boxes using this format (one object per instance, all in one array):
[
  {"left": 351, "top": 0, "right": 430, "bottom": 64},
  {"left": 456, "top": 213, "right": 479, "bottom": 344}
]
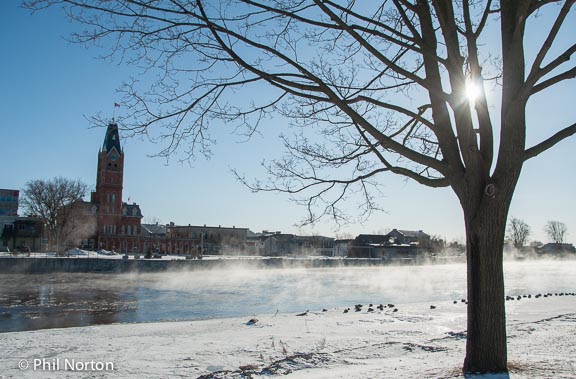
[
  {"left": 90, "top": 121, "right": 143, "bottom": 252},
  {"left": 91, "top": 122, "right": 125, "bottom": 249}
]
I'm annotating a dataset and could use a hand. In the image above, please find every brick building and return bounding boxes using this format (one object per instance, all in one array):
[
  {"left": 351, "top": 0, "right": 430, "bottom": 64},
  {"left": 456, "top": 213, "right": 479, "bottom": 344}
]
[
  {"left": 89, "top": 122, "right": 144, "bottom": 252},
  {"left": 87, "top": 122, "right": 244, "bottom": 255}
]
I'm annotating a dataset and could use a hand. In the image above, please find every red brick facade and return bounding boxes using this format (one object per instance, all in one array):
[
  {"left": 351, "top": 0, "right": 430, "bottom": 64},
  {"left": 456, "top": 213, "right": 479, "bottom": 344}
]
[{"left": 90, "top": 123, "right": 143, "bottom": 252}]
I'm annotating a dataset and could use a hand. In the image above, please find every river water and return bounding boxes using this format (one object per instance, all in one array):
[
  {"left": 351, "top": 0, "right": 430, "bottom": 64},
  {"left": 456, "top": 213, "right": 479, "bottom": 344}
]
[{"left": 1, "top": 259, "right": 574, "bottom": 332}]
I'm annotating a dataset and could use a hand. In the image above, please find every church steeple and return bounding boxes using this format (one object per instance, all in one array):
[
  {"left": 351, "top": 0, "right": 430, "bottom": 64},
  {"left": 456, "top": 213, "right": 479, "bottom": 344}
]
[{"left": 102, "top": 122, "right": 122, "bottom": 154}]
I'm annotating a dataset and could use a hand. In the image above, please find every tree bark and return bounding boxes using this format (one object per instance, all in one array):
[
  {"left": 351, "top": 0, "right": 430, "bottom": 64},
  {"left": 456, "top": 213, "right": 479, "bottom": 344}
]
[{"left": 462, "top": 193, "right": 509, "bottom": 373}]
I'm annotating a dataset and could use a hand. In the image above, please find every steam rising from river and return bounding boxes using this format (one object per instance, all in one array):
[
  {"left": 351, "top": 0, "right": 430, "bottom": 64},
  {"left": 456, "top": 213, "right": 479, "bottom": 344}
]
[
  {"left": 141, "top": 259, "right": 575, "bottom": 312},
  {"left": 1, "top": 259, "right": 575, "bottom": 332}
]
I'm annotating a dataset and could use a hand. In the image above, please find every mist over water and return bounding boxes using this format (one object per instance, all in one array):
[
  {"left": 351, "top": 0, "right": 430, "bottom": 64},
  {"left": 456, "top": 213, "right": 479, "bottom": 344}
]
[{"left": 0, "top": 260, "right": 574, "bottom": 332}]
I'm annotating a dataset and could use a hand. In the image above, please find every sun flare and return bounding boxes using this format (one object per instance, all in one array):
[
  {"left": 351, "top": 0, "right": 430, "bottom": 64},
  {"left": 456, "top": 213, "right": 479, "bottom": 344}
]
[{"left": 465, "top": 79, "right": 481, "bottom": 103}]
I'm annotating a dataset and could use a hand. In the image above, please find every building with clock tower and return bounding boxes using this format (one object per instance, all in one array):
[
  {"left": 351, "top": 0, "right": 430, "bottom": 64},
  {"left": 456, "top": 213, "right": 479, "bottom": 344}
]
[{"left": 90, "top": 122, "right": 142, "bottom": 252}]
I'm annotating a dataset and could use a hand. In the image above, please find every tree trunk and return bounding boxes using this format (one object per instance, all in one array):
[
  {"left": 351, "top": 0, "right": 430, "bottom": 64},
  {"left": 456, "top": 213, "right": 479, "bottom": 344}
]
[{"left": 462, "top": 196, "right": 509, "bottom": 373}]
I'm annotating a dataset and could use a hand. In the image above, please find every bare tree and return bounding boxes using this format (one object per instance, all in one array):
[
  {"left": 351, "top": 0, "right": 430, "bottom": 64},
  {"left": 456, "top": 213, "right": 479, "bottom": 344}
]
[
  {"left": 506, "top": 217, "right": 531, "bottom": 249},
  {"left": 545, "top": 220, "right": 568, "bottom": 244},
  {"left": 20, "top": 177, "right": 89, "bottom": 252},
  {"left": 24, "top": 0, "right": 576, "bottom": 373},
  {"left": 144, "top": 216, "right": 162, "bottom": 225}
]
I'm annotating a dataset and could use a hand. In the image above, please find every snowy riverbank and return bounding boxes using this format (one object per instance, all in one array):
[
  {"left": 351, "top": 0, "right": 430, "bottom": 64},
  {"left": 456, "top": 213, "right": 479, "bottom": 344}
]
[
  {"left": 1, "top": 296, "right": 574, "bottom": 378},
  {"left": 0, "top": 255, "right": 464, "bottom": 274}
]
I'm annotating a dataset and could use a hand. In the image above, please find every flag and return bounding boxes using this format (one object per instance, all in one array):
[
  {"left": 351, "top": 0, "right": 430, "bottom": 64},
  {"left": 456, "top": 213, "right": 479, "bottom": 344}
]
[{"left": 114, "top": 102, "right": 121, "bottom": 108}]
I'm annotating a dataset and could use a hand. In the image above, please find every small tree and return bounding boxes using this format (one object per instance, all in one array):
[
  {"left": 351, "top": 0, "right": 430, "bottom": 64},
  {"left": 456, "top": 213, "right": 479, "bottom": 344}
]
[
  {"left": 20, "top": 177, "right": 89, "bottom": 252},
  {"left": 506, "top": 218, "right": 531, "bottom": 249},
  {"left": 544, "top": 221, "right": 567, "bottom": 244}
]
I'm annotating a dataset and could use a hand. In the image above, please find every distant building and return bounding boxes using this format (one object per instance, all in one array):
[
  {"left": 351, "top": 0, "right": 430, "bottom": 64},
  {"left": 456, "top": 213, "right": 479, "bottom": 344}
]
[
  {"left": 261, "top": 233, "right": 334, "bottom": 256},
  {"left": 141, "top": 222, "right": 167, "bottom": 253},
  {"left": 245, "top": 230, "right": 273, "bottom": 255},
  {"left": 88, "top": 122, "right": 144, "bottom": 252},
  {"left": 333, "top": 239, "right": 354, "bottom": 257},
  {"left": 0, "top": 189, "right": 19, "bottom": 217},
  {"left": 386, "top": 229, "right": 431, "bottom": 245},
  {"left": 76, "top": 122, "right": 247, "bottom": 255},
  {"left": 538, "top": 243, "right": 576, "bottom": 255},
  {"left": 1, "top": 217, "right": 44, "bottom": 252},
  {"left": 165, "top": 224, "right": 247, "bottom": 255},
  {"left": 0, "top": 189, "right": 20, "bottom": 250},
  {"left": 3, "top": 122, "right": 253, "bottom": 254},
  {"left": 349, "top": 229, "right": 433, "bottom": 260}
]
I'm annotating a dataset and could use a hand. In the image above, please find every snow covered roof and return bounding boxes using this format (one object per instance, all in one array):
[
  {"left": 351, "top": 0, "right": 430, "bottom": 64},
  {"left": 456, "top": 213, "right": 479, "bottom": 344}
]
[
  {"left": 141, "top": 223, "right": 167, "bottom": 236},
  {"left": 393, "top": 229, "right": 430, "bottom": 238}
]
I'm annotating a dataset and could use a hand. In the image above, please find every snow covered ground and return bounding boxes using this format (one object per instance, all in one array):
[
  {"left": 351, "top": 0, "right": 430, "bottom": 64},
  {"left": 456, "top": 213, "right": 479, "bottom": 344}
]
[
  {"left": 0, "top": 251, "right": 359, "bottom": 261},
  {"left": 1, "top": 295, "right": 574, "bottom": 378}
]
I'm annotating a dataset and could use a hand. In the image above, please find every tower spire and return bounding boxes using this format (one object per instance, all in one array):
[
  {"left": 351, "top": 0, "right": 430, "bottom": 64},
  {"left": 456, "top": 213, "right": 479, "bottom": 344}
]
[{"left": 102, "top": 122, "right": 122, "bottom": 154}]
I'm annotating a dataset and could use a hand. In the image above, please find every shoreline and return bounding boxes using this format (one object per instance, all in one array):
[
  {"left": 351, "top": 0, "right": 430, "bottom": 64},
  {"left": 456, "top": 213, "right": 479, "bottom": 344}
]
[
  {"left": 0, "top": 255, "right": 467, "bottom": 274},
  {"left": 1, "top": 297, "right": 574, "bottom": 378}
]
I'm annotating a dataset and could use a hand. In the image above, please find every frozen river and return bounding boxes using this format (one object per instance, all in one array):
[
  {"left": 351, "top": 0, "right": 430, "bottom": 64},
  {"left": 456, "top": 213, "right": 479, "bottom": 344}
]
[{"left": 1, "top": 259, "right": 574, "bottom": 332}]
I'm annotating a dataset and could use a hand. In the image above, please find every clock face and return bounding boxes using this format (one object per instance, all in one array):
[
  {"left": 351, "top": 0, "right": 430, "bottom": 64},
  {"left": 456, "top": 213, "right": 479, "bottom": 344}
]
[{"left": 110, "top": 153, "right": 117, "bottom": 161}]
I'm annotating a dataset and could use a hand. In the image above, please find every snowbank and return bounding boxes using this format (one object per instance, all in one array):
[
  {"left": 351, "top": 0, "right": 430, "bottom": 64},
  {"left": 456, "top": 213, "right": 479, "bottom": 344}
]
[{"left": 1, "top": 296, "right": 574, "bottom": 378}]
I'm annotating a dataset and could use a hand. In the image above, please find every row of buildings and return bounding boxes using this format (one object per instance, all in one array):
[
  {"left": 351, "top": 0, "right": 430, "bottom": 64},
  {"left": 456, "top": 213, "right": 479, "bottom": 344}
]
[
  {"left": 1, "top": 205, "right": 438, "bottom": 258},
  {"left": 2, "top": 188, "right": 435, "bottom": 257},
  {"left": 0, "top": 122, "right": 434, "bottom": 259},
  {"left": 3, "top": 122, "right": 572, "bottom": 259},
  {"left": 1, "top": 127, "right": 438, "bottom": 256}
]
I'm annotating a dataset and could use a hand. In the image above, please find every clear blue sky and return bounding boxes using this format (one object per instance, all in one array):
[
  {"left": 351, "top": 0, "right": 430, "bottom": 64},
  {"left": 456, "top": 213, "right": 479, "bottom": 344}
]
[{"left": 1, "top": 2, "right": 574, "bottom": 243}]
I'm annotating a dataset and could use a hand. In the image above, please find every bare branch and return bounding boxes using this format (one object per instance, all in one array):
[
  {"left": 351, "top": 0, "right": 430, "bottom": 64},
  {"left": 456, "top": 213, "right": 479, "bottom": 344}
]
[
  {"left": 524, "top": 122, "right": 576, "bottom": 161},
  {"left": 530, "top": 65, "right": 576, "bottom": 95}
]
